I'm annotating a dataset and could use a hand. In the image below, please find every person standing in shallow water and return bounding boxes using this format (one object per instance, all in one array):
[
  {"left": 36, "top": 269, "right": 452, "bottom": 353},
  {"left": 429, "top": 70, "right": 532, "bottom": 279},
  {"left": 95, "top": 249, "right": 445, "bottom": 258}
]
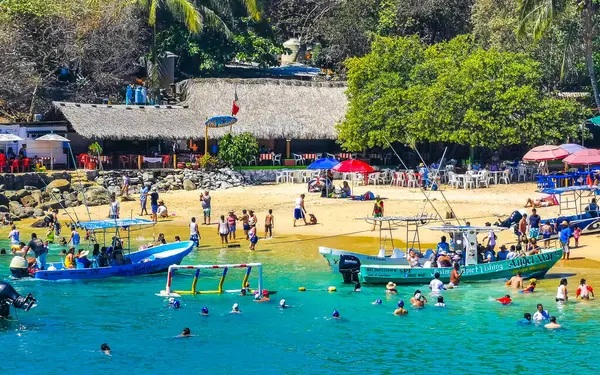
[
  {"left": 200, "top": 190, "right": 211, "bottom": 225},
  {"left": 189, "top": 217, "right": 199, "bottom": 247},
  {"left": 139, "top": 184, "right": 149, "bottom": 216}
]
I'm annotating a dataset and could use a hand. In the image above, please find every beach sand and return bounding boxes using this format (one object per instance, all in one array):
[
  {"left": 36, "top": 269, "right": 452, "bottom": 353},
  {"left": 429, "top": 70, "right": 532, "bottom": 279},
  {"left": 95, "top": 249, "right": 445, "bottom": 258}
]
[{"left": 43, "top": 181, "right": 599, "bottom": 263}]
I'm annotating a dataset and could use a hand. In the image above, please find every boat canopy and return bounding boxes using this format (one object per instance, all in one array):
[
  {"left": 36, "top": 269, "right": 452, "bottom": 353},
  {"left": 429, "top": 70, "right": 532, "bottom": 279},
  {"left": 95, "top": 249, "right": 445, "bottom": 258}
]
[
  {"left": 79, "top": 218, "right": 155, "bottom": 230},
  {"left": 541, "top": 186, "right": 600, "bottom": 195},
  {"left": 425, "top": 225, "right": 508, "bottom": 233},
  {"left": 356, "top": 215, "right": 437, "bottom": 222}
]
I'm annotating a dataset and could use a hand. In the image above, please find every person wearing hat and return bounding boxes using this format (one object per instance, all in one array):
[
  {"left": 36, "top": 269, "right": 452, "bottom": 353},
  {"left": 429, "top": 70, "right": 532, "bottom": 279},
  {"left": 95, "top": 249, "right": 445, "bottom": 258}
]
[
  {"left": 386, "top": 281, "right": 398, "bottom": 295},
  {"left": 75, "top": 249, "right": 91, "bottom": 269},
  {"left": 157, "top": 199, "right": 169, "bottom": 219},
  {"left": 394, "top": 300, "right": 408, "bottom": 315},
  {"left": 496, "top": 244, "right": 509, "bottom": 261},
  {"left": 418, "top": 163, "right": 428, "bottom": 189},
  {"left": 522, "top": 279, "right": 536, "bottom": 293},
  {"left": 150, "top": 187, "right": 159, "bottom": 223},
  {"left": 279, "top": 299, "right": 288, "bottom": 309},
  {"left": 559, "top": 220, "right": 571, "bottom": 260}
]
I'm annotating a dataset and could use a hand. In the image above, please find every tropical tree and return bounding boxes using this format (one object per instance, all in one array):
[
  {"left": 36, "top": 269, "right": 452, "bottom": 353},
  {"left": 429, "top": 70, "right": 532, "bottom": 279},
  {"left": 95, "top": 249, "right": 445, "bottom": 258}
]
[{"left": 516, "top": 0, "right": 600, "bottom": 109}]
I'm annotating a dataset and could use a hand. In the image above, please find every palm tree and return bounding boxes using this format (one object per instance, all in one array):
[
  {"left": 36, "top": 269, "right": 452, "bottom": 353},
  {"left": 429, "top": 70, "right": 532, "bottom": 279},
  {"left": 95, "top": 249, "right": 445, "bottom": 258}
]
[{"left": 517, "top": 0, "right": 600, "bottom": 110}]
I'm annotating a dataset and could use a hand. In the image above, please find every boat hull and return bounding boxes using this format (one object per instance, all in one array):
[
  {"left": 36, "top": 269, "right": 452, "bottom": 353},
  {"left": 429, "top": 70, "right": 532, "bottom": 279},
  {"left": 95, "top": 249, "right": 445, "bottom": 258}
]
[
  {"left": 359, "top": 248, "right": 563, "bottom": 284},
  {"left": 32, "top": 242, "right": 194, "bottom": 281},
  {"left": 319, "top": 246, "right": 408, "bottom": 273}
]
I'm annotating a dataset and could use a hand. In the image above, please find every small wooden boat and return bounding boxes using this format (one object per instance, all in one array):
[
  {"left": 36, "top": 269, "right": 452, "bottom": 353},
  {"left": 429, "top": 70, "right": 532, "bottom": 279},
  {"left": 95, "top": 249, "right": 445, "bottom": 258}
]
[{"left": 359, "top": 248, "right": 563, "bottom": 284}]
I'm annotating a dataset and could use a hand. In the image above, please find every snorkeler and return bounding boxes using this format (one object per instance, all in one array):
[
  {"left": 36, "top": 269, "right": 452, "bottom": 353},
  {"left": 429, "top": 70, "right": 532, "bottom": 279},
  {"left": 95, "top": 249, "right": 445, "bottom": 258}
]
[
  {"left": 496, "top": 295, "right": 512, "bottom": 305},
  {"left": 518, "top": 313, "right": 532, "bottom": 325},
  {"left": 279, "top": 299, "right": 288, "bottom": 309},
  {"left": 372, "top": 299, "right": 383, "bottom": 305},
  {"left": 231, "top": 303, "right": 242, "bottom": 314},
  {"left": 332, "top": 310, "right": 341, "bottom": 319},
  {"left": 201, "top": 307, "right": 209, "bottom": 316},
  {"left": 101, "top": 343, "right": 111, "bottom": 355},
  {"left": 410, "top": 290, "right": 427, "bottom": 307},
  {"left": 394, "top": 300, "right": 408, "bottom": 315},
  {"left": 434, "top": 296, "right": 446, "bottom": 307}
]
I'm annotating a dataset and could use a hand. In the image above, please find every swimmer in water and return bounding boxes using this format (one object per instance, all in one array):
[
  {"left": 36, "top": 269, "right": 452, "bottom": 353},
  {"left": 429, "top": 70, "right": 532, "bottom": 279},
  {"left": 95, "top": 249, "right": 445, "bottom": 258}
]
[
  {"left": 168, "top": 298, "right": 181, "bottom": 308},
  {"left": 434, "top": 296, "right": 446, "bottom": 307},
  {"left": 201, "top": 307, "right": 209, "bottom": 316},
  {"left": 576, "top": 278, "right": 594, "bottom": 299},
  {"left": 386, "top": 282, "right": 398, "bottom": 295},
  {"left": 332, "top": 310, "right": 341, "bottom": 319},
  {"left": 101, "top": 343, "right": 111, "bottom": 355},
  {"left": 354, "top": 282, "right": 361, "bottom": 292},
  {"left": 521, "top": 279, "right": 536, "bottom": 294},
  {"left": 279, "top": 299, "right": 288, "bottom": 309},
  {"left": 410, "top": 290, "right": 427, "bottom": 307},
  {"left": 394, "top": 300, "right": 408, "bottom": 315},
  {"left": 231, "top": 303, "right": 241, "bottom": 314},
  {"left": 177, "top": 328, "right": 191, "bottom": 338},
  {"left": 496, "top": 294, "right": 512, "bottom": 305},
  {"left": 240, "top": 288, "right": 247, "bottom": 296},
  {"left": 255, "top": 290, "right": 271, "bottom": 303},
  {"left": 544, "top": 316, "right": 561, "bottom": 329},
  {"left": 518, "top": 313, "right": 532, "bottom": 325},
  {"left": 532, "top": 304, "right": 550, "bottom": 321},
  {"left": 372, "top": 299, "right": 383, "bottom": 305}
]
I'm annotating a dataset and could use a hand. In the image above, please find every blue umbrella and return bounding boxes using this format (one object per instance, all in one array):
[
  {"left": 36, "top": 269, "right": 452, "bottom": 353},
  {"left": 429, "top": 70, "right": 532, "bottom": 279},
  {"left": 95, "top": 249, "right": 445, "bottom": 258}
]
[
  {"left": 205, "top": 116, "right": 237, "bottom": 128},
  {"left": 559, "top": 143, "right": 586, "bottom": 155},
  {"left": 307, "top": 157, "right": 340, "bottom": 170}
]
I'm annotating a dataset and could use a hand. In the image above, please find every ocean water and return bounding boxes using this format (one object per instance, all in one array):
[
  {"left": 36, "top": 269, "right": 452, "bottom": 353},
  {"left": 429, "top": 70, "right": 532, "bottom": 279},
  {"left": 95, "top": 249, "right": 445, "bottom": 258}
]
[{"left": 1, "top": 232, "right": 599, "bottom": 375}]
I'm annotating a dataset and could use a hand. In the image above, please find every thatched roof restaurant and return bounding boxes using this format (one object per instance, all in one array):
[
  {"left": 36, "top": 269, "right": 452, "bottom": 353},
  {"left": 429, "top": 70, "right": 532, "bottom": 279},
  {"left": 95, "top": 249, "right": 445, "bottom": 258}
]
[{"left": 54, "top": 78, "right": 348, "bottom": 141}]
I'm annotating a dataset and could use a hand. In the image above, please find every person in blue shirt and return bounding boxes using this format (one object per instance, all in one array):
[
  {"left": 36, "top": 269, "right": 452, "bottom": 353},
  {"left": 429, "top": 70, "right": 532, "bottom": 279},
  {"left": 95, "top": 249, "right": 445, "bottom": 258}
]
[
  {"left": 418, "top": 163, "right": 429, "bottom": 188},
  {"left": 559, "top": 221, "right": 571, "bottom": 260},
  {"left": 528, "top": 208, "right": 541, "bottom": 239},
  {"left": 483, "top": 246, "right": 496, "bottom": 263},
  {"left": 436, "top": 236, "right": 450, "bottom": 255},
  {"left": 139, "top": 184, "right": 149, "bottom": 216},
  {"left": 585, "top": 198, "right": 598, "bottom": 217},
  {"left": 496, "top": 244, "right": 508, "bottom": 261},
  {"left": 518, "top": 313, "right": 532, "bottom": 325}
]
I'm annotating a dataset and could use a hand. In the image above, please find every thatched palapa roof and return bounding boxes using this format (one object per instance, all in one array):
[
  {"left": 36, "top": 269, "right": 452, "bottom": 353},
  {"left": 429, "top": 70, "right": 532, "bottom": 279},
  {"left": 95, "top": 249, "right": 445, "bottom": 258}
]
[{"left": 54, "top": 78, "right": 347, "bottom": 140}]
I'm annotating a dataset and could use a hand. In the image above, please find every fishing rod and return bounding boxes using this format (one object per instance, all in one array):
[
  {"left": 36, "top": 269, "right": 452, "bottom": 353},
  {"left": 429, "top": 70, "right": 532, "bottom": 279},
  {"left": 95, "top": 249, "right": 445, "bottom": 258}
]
[
  {"left": 32, "top": 172, "right": 79, "bottom": 226},
  {"left": 66, "top": 144, "right": 92, "bottom": 221},
  {"left": 383, "top": 137, "right": 462, "bottom": 226}
]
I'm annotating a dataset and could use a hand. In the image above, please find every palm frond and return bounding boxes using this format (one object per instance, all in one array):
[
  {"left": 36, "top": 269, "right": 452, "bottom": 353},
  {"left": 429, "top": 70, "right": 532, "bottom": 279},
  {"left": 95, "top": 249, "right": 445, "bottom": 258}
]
[
  {"left": 516, "top": 0, "right": 555, "bottom": 41},
  {"left": 166, "top": 0, "right": 203, "bottom": 33},
  {"left": 199, "top": 5, "right": 232, "bottom": 37},
  {"left": 242, "top": 0, "right": 260, "bottom": 21},
  {"left": 200, "top": 0, "right": 233, "bottom": 22}
]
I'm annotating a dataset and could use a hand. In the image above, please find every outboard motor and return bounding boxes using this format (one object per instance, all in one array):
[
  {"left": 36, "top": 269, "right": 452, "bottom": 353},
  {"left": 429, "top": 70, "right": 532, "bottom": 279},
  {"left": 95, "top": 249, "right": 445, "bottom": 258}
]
[
  {"left": 339, "top": 255, "right": 361, "bottom": 283},
  {"left": 9, "top": 256, "right": 30, "bottom": 278},
  {"left": 0, "top": 281, "right": 36, "bottom": 318}
]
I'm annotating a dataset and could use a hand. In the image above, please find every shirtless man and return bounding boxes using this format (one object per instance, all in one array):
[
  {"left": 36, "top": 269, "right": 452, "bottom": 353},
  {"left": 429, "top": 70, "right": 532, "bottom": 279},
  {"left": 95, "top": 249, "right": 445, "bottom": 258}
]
[
  {"left": 238, "top": 209, "right": 250, "bottom": 240},
  {"left": 394, "top": 300, "right": 408, "bottom": 315},
  {"left": 506, "top": 272, "right": 523, "bottom": 289},
  {"left": 544, "top": 316, "right": 561, "bottom": 329},
  {"left": 449, "top": 263, "right": 463, "bottom": 287}
]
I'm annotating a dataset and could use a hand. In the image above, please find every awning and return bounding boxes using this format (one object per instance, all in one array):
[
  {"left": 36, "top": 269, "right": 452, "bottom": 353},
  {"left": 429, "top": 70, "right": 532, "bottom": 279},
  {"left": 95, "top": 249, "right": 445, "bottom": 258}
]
[{"left": 587, "top": 116, "right": 600, "bottom": 125}]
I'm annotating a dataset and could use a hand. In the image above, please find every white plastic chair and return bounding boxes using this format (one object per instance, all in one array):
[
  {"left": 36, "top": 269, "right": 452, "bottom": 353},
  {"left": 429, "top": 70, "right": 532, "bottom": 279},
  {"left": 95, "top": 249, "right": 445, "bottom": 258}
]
[
  {"left": 316, "top": 153, "right": 323, "bottom": 160},
  {"left": 448, "top": 172, "right": 461, "bottom": 188},
  {"left": 391, "top": 248, "right": 404, "bottom": 258},
  {"left": 377, "top": 248, "right": 386, "bottom": 258},
  {"left": 292, "top": 153, "right": 304, "bottom": 165},
  {"left": 275, "top": 171, "right": 285, "bottom": 184},
  {"left": 499, "top": 169, "right": 511, "bottom": 184},
  {"left": 368, "top": 172, "right": 380, "bottom": 185},
  {"left": 247, "top": 156, "right": 257, "bottom": 166},
  {"left": 406, "top": 173, "right": 418, "bottom": 188},
  {"left": 518, "top": 166, "right": 527, "bottom": 182},
  {"left": 272, "top": 153, "right": 282, "bottom": 166},
  {"left": 464, "top": 174, "right": 475, "bottom": 189},
  {"left": 302, "top": 171, "right": 312, "bottom": 183},
  {"left": 383, "top": 153, "right": 392, "bottom": 165},
  {"left": 326, "top": 153, "right": 335, "bottom": 159}
]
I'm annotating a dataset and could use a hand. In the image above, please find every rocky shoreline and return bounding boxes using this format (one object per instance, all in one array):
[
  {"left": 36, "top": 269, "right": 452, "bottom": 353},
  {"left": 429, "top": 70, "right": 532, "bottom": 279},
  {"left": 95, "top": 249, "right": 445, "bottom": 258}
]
[{"left": 0, "top": 168, "right": 255, "bottom": 221}]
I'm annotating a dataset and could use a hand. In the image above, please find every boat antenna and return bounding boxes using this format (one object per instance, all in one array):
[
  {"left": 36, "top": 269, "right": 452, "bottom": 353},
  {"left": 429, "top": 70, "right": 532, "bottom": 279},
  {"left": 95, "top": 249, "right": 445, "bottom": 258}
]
[
  {"left": 383, "top": 137, "right": 462, "bottom": 225},
  {"left": 411, "top": 144, "right": 463, "bottom": 226}
]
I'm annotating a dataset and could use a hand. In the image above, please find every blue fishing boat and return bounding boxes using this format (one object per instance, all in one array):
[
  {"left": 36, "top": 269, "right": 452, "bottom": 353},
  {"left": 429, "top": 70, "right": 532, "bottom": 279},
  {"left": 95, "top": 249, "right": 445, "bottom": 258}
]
[
  {"left": 10, "top": 218, "right": 193, "bottom": 281},
  {"left": 496, "top": 186, "right": 600, "bottom": 239}
]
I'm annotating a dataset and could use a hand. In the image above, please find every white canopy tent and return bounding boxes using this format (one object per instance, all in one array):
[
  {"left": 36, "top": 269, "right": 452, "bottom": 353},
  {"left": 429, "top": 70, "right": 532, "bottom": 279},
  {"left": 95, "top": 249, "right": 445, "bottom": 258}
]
[{"left": 35, "top": 133, "right": 70, "bottom": 170}]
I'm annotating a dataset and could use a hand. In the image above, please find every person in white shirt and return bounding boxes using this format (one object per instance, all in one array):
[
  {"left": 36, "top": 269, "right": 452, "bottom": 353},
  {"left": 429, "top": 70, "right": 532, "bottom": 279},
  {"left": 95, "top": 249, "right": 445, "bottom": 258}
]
[
  {"left": 434, "top": 296, "right": 446, "bottom": 307},
  {"left": 532, "top": 303, "right": 550, "bottom": 321},
  {"left": 293, "top": 194, "right": 308, "bottom": 226},
  {"left": 108, "top": 193, "right": 120, "bottom": 219},
  {"left": 157, "top": 200, "right": 169, "bottom": 218},
  {"left": 429, "top": 272, "right": 446, "bottom": 291},
  {"left": 506, "top": 245, "right": 517, "bottom": 260},
  {"left": 189, "top": 217, "right": 199, "bottom": 247},
  {"left": 486, "top": 223, "right": 496, "bottom": 250},
  {"left": 8, "top": 224, "right": 19, "bottom": 244}
]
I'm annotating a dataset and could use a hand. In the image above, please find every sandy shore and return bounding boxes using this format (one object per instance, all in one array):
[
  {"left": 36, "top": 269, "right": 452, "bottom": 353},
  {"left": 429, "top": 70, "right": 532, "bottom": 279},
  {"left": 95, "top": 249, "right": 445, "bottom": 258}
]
[{"left": 40, "top": 181, "right": 598, "bottom": 263}]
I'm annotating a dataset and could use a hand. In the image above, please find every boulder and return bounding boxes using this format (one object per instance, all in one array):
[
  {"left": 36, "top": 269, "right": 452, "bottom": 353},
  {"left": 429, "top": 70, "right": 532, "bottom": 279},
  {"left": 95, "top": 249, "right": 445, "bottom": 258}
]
[
  {"left": 40, "top": 199, "right": 65, "bottom": 211},
  {"left": 183, "top": 179, "right": 196, "bottom": 191},
  {"left": 0, "top": 205, "right": 8, "bottom": 213},
  {"left": 9, "top": 201, "right": 24, "bottom": 217},
  {"left": 5, "top": 192, "right": 19, "bottom": 202},
  {"left": 30, "top": 190, "right": 42, "bottom": 204},
  {"left": 20, "top": 195, "right": 37, "bottom": 207},
  {"left": 0, "top": 194, "right": 8, "bottom": 207},
  {"left": 33, "top": 208, "right": 44, "bottom": 217},
  {"left": 85, "top": 187, "right": 111, "bottom": 206},
  {"left": 46, "top": 179, "right": 71, "bottom": 192},
  {"left": 16, "top": 189, "right": 30, "bottom": 198}
]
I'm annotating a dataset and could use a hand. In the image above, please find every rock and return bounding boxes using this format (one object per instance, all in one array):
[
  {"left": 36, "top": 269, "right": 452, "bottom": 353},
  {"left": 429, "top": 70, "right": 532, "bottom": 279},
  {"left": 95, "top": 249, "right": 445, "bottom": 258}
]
[
  {"left": 52, "top": 188, "right": 61, "bottom": 195},
  {"left": 16, "top": 189, "right": 30, "bottom": 198},
  {"left": 9, "top": 201, "right": 24, "bottom": 216},
  {"left": 40, "top": 199, "right": 65, "bottom": 211},
  {"left": 33, "top": 208, "right": 44, "bottom": 217},
  {"left": 142, "top": 172, "right": 155, "bottom": 182},
  {"left": 85, "top": 187, "right": 111, "bottom": 206},
  {"left": 0, "top": 205, "right": 8, "bottom": 213},
  {"left": 23, "top": 207, "right": 35, "bottom": 217},
  {"left": 183, "top": 180, "right": 196, "bottom": 191},
  {"left": 20, "top": 195, "right": 37, "bottom": 207},
  {"left": 0, "top": 194, "right": 8, "bottom": 207},
  {"left": 30, "top": 190, "right": 42, "bottom": 204},
  {"left": 46, "top": 179, "right": 71, "bottom": 192},
  {"left": 107, "top": 185, "right": 121, "bottom": 196},
  {"left": 5, "top": 192, "right": 19, "bottom": 202}
]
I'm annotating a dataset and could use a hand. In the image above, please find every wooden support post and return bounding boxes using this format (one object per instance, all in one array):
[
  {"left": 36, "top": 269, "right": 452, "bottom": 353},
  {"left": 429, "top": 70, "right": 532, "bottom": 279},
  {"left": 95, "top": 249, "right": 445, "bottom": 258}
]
[
  {"left": 205, "top": 126, "right": 209, "bottom": 156},
  {"left": 138, "top": 155, "right": 142, "bottom": 170},
  {"left": 173, "top": 154, "right": 177, "bottom": 169},
  {"left": 286, "top": 139, "right": 291, "bottom": 159}
]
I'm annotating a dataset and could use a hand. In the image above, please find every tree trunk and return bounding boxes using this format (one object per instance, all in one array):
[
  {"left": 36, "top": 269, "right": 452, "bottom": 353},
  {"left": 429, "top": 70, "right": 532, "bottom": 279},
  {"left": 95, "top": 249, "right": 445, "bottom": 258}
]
[
  {"left": 28, "top": 84, "right": 39, "bottom": 122},
  {"left": 583, "top": 4, "right": 600, "bottom": 110}
]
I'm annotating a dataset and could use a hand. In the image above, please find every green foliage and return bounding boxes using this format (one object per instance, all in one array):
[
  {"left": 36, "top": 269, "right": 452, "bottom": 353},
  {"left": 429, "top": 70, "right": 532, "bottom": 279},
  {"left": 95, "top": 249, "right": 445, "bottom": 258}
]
[
  {"left": 198, "top": 153, "right": 220, "bottom": 169},
  {"left": 338, "top": 35, "right": 590, "bottom": 151},
  {"left": 88, "top": 142, "right": 103, "bottom": 155},
  {"left": 218, "top": 132, "right": 259, "bottom": 166}
]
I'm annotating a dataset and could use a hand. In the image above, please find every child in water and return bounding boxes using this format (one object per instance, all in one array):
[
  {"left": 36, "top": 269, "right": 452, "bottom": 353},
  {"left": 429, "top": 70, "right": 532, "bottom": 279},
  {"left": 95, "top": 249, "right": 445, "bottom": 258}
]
[
  {"left": 434, "top": 296, "right": 446, "bottom": 307},
  {"left": 576, "top": 278, "right": 594, "bottom": 299}
]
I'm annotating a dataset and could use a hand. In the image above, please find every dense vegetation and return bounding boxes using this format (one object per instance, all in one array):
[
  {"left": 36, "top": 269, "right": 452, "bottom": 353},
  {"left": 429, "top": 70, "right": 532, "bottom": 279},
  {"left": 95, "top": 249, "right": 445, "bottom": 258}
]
[{"left": 0, "top": 0, "right": 597, "bottom": 148}]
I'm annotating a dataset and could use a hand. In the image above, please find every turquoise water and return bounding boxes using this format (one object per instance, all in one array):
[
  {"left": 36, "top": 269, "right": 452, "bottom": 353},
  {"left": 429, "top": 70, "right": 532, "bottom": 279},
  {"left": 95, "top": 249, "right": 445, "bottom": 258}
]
[{"left": 1, "top": 236, "right": 599, "bottom": 375}]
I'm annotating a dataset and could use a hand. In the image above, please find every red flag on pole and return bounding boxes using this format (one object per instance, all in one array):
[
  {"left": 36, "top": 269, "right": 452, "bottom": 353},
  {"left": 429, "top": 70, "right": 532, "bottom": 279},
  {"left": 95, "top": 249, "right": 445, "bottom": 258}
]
[{"left": 231, "top": 88, "right": 240, "bottom": 116}]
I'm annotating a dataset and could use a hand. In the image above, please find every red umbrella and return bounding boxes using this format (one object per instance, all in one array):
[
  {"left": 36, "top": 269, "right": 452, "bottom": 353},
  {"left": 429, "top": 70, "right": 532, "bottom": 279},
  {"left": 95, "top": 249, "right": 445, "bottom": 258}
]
[
  {"left": 563, "top": 149, "right": 600, "bottom": 165},
  {"left": 523, "top": 145, "right": 569, "bottom": 161},
  {"left": 332, "top": 159, "right": 375, "bottom": 173}
]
